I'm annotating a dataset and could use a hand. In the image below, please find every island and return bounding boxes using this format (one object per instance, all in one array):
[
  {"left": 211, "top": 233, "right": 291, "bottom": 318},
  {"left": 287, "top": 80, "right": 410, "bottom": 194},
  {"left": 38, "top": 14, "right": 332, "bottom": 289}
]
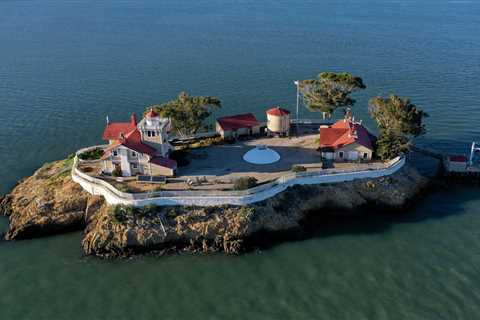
[{"left": 3, "top": 71, "right": 476, "bottom": 258}]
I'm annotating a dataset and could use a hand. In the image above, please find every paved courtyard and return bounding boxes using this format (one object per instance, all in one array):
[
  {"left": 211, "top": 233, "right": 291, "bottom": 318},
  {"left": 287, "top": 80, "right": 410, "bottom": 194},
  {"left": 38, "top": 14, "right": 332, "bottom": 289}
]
[
  {"left": 79, "top": 133, "right": 386, "bottom": 192},
  {"left": 178, "top": 134, "right": 321, "bottom": 178}
]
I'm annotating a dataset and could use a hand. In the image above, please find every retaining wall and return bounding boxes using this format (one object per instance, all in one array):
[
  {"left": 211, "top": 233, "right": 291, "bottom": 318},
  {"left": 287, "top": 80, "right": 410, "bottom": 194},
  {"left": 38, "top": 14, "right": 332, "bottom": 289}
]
[{"left": 72, "top": 146, "right": 405, "bottom": 207}]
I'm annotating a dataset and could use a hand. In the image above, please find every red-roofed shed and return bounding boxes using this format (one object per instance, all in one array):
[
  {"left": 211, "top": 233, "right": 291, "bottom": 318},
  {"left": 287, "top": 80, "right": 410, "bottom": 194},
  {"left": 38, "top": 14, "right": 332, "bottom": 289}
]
[{"left": 216, "top": 113, "right": 261, "bottom": 139}]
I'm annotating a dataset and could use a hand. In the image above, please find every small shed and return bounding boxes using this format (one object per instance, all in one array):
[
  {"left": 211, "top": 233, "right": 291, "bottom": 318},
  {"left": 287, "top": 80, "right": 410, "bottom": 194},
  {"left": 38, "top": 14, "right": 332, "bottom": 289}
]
[
  {"left": 266, "top": 107, "right": 290, "bottom": 136},
  {"left": 216, "top": 113, "right": 261, "bottom": 139}
]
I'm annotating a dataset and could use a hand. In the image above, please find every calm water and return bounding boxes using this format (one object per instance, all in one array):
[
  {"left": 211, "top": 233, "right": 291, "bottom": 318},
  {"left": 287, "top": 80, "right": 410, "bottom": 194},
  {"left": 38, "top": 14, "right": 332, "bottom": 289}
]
[{"left": 1, "top": 0, "right": 480, "bottom": 319}]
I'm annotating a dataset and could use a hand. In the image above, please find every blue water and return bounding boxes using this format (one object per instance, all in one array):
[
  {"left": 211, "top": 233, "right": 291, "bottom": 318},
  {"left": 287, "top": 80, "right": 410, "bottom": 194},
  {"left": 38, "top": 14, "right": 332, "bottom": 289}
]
[{"left": 1, "top": 0, "right": 480, "bottom": 319}]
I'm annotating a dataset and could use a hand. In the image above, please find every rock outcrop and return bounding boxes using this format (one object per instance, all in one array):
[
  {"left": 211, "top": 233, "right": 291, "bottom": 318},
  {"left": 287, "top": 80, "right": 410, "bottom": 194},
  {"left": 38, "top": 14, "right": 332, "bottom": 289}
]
[
  {"left": 1, "top": 155, "right": 428, "bottom": 256},
  {"left": 0, "top": 157, "right": 104, "bottom": 239},
  {"left": 81, "top": 165, "right": 429, "bottom": 257}
]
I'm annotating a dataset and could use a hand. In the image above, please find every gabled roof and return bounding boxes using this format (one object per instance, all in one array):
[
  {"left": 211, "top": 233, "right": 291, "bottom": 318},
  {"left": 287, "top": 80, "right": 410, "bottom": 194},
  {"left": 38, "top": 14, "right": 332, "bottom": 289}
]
[
  {"left": 266, "top": 107, "right": 290, "bottom": 116},
  {"left": 216, "top": 113, "right": 260, "bottom": 131},
  {"left": 104, "top": 128, "right": 157, "bottom": 157},
  {"left": 319, "top": 119, "right": 375, "bottom": 150},
  {"left": 145, "top": 108, "right": 159, "bottom": 118},
  {"left": 150, "top": 156, "right": 177, "bottom": 169},
  {"left": 102, "top": 113, "right": 137, "bottom": 141}
]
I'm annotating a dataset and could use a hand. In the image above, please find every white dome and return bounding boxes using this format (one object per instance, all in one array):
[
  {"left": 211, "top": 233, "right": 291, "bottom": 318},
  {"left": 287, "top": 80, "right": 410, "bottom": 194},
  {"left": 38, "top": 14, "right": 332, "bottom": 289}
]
[{"left": 243, "top": 145, "right": 280, "bottom": 165}]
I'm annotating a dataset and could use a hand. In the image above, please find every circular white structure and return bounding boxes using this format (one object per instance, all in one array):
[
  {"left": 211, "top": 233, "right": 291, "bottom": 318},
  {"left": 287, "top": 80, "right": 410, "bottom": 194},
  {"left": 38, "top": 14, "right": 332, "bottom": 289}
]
[
  {"left": 266, "top": 107, "right": 290, "bottom": 135},
  {"left": 243, "top": 145, "right": 280, "bottom": 165}
]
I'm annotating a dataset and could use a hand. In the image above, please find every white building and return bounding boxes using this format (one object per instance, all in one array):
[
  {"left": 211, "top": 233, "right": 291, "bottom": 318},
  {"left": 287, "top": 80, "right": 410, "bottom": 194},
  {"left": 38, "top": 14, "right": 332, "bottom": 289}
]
[{"left": 101, "top": 109, "right": 177, "bottom": 177}]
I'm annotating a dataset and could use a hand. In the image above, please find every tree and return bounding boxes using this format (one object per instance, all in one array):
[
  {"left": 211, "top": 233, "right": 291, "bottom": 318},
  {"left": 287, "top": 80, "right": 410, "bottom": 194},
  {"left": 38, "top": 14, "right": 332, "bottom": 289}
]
[
  {"left": 150, "top": 91, "right": 221, "bottom": 138},
  {"left": 300, "top": 72, "right": 366, "bottom": 119},
  {"left": 369, "top": 94, "right": 428, "bottom": 160}
]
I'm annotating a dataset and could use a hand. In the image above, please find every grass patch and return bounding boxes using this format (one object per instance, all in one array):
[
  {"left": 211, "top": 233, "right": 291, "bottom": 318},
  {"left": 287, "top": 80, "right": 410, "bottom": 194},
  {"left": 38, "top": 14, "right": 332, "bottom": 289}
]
[
  {"left": 111, "top": 204, "right": 161, "bottom": 224},
  {"left": 79, "top": 148, "right": 104, "bottom": 160},
  {"left": 238, "top": 207, "right": 255, "bottom": 220}
]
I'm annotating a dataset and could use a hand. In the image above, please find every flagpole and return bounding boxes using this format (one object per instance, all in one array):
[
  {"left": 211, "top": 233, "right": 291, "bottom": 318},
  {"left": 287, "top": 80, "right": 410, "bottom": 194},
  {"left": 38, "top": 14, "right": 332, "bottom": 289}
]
[{"left": 294, "top": 80, "right": 300, "bottom": 135}]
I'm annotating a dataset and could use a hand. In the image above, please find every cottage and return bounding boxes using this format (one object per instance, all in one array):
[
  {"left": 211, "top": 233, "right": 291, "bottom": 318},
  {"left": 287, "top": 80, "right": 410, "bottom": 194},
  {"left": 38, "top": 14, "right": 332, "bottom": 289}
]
[
  {"left": 266, "top": 107, "right": 290, "bottom": 136},
  {"left": 101, "top": 109, "right": 177, "bottom": 177},
  {"left": 216, "top": 113, "right": 261, "bottom": 139},
  {"left": 319, "top": 119, "right": 376, "bottom": 161}
]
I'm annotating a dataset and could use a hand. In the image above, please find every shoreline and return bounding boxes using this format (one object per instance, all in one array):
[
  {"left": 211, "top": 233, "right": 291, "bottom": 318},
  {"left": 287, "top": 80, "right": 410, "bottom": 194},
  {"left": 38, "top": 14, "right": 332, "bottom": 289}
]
[{"left": 1, "top": 156, "right": 434, "bottom": 258}]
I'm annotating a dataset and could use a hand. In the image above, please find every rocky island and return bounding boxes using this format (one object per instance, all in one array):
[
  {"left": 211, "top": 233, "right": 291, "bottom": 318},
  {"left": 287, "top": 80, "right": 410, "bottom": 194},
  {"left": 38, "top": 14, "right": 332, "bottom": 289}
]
[
  {"left": 1, "top": 155, "right": 429, "bottom": 257},
  {"left": 1, "top": 72, "right": 447, "bottom": 258}
]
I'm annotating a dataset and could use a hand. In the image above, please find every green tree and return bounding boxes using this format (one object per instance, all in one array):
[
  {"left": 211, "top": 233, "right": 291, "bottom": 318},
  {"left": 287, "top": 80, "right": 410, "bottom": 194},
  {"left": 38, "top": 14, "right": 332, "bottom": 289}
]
[
  {"left": 300, "top": 72, "right": 366, "bottom": 119},
  {"left": 369, "top": 94, "right": 428, "bottom": 160},
  {"left": 150, "top": 91, "right": 221, "bottom": 138}
]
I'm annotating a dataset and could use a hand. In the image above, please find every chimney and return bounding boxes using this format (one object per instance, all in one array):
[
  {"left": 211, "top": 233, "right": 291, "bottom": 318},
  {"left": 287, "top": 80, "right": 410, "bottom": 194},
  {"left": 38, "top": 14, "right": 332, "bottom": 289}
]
[
  {"left": 120, "top": 132, "right": 125, "bottom": 141},
  {"left": 131, "top": 113, "right": 137, "bottom": 126},
  {"left": 106, "top": 115, "right": 110, "bottom": 124}
]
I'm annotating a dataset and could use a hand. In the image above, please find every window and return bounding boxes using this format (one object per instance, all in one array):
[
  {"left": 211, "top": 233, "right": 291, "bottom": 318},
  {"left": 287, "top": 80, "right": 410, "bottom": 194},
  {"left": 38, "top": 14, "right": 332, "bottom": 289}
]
[
  {"left": 132, "top": 163, "right": 138, "bottom": 169},
  {"left": 131, "top": 151, "right": 137, "bottom": 157},
  {"left": 339, "top": 151, "right": 344, "bottom": 159},
  {"left": 363, "top": 152, "right": 368, "bottom": 160},
  {"left": 147, "top": 130, "right": 156, "bottom": 137},
  {"left": 112, "top": 150, "right": 118, "bottom": 157}
]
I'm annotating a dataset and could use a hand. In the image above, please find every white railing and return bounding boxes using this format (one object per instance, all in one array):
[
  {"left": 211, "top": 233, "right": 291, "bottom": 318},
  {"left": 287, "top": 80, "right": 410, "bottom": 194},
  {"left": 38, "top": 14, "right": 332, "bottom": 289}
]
[{"left": 72, "top": 145, "right": 405, "bottom": 206}]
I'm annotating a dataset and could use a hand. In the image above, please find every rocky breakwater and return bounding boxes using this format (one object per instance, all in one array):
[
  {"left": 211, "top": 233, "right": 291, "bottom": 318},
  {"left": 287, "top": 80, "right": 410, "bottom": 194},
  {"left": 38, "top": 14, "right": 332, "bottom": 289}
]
[
  {"left": 82, "top": 164, "right": 429, "bottom": 257},
  {"left": 0, "top": 157, "right": 104, "bottom": 239}
]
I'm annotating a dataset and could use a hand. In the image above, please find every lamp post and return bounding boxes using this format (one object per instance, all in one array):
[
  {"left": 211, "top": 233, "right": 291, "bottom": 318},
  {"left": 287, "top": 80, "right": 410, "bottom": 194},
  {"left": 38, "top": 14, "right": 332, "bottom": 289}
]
[
  {"left": 469, "top": 142, "right": 480, "bottom": 166},
  {"left": 294, "top": 80, "right": 300, "bottom": 135}
]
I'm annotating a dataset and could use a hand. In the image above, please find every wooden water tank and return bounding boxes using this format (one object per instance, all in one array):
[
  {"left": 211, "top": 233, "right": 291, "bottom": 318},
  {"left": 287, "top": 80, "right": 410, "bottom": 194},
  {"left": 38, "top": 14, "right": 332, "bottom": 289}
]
[{"left": 266, "top": 107, "right": 291, "bottom": 135}]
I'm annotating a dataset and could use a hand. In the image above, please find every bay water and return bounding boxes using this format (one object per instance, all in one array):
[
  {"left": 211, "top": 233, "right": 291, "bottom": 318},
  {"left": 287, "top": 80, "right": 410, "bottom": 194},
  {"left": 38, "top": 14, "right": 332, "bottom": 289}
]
[{"left": 1, "top": 0, "right": 480, "bottom": 318}]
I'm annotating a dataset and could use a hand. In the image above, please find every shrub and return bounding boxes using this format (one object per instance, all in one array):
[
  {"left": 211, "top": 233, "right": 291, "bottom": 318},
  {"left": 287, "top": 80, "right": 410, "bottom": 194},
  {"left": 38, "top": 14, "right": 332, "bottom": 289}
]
[
  {"left": 233, "top": 177, "right": 258, "bottom": 190},
  {"left": 79, "top": 148, "right": 104, "bottom": 160},
  {"left": 112, "top": 167, "right": 122, "bottom": 177},
  {"left": 238, "top": 207, "right": 255, "bottom": 220},
  {"left": 291, "top": 165, "right": 307, "bottom": 173},
  {"left": 111, "top": 205, "right": 135, "bottom": 224}
]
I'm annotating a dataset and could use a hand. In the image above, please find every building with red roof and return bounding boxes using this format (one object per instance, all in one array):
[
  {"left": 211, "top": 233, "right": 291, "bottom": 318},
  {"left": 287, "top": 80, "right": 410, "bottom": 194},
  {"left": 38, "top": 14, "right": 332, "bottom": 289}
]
[
  {"left": 101, "top": 111, "right": 177, "bottom": 177},
  {"left": 266, "top": 107, "right": 290, "bottom": 116},
  {"left": 103, "top": 114, "right": 138, "bottom": 142},
  {"left": 319, "top": 119, "right": 376, "bottom": 161},
  {"left": 216, "top": 113, "right": 261, "bottom": 139}
]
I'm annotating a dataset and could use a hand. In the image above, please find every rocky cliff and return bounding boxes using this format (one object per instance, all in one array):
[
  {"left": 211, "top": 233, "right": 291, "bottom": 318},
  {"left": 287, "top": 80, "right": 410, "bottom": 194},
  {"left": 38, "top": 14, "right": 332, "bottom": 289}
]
[
  {"left": 81, "top": 165, "right": 429, "bottom": 257},
  {"left": 0, "top": 157, "right": 104, "bottom": 240},
  {"left": 1, "top": 156, "right": 428, "bottom": 256}
]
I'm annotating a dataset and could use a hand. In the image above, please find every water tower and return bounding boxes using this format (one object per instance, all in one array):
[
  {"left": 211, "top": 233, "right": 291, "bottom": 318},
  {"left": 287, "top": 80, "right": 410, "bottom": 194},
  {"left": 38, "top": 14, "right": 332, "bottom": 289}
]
[{"left": 266, "top": 107, "right": 291, "bottom": 137}]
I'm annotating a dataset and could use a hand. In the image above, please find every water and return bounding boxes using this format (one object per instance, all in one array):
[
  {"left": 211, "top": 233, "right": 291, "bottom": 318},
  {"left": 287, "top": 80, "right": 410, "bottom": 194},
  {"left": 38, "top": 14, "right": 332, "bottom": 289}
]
[{"left": 0, "top": 0, "right": 479, "bottom": 318}]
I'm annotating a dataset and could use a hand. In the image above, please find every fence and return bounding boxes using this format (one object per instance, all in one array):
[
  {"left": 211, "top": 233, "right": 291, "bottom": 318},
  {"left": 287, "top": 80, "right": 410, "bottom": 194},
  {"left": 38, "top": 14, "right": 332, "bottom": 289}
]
[{"left": 72, "top": 146, "right": 405, "bottom": 206}]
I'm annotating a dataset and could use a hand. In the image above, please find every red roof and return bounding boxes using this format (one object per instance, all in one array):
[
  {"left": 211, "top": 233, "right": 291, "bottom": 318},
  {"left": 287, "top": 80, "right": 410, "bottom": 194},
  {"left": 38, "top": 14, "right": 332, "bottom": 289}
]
[
  {"left": 216, "top": 113, "right": 260, "bottom": 131},
  {"left": 449, "top": 155, "right": 467, "bottom": 162},
  {"left": 102, "top": 113, "right": 137, "bottom": 141},
  {"left": 266, "top": 107, "right": 290, "bottom": 116},
  {"left": 105, "top": 128, "right": 157, "bottom": 157},
  {"left": 150, "top": 157, "right": 177, "bottom": 169},
  {"left": 319, "top": 119, "right": 375, "bottom": 150},
  {"left": 145, "top": 108, "right": 159, "bottom": 118}
]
